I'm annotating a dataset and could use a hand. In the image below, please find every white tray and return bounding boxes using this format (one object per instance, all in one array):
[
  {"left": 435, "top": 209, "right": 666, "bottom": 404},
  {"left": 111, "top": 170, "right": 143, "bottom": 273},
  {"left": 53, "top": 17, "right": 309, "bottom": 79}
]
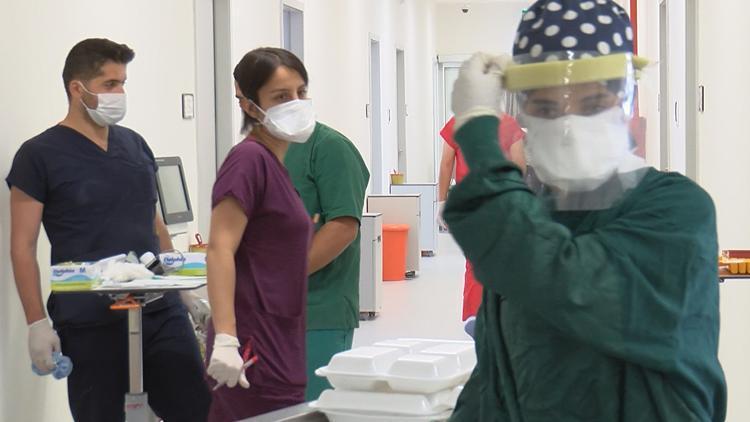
[
  {"left": 311, "top": 387, "right": 460, "bottom": 416},
  {"left": 316, "top": 408, "right": 452, "bottom": 422}
]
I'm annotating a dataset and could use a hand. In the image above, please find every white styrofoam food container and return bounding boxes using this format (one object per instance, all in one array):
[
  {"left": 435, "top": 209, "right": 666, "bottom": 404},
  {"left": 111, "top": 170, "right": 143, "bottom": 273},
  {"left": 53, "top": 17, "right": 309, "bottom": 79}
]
[
  {"left": 316, "top": 339, "right": 476, "bottom": 394},
  {"left": 316, "top": 346, "right": 407, "bottom": 391},
  {"left": 373, "top": 339, "right": 436, "bottom": 353},
  {"left": 386, "top": 354, "right": 471, "bottom": 394},
  {"left": 421, "top": 343, "right": 476, "bottom": 371},
  {"left": 311, "top": 387, "right": 461, "bottom": 416}
]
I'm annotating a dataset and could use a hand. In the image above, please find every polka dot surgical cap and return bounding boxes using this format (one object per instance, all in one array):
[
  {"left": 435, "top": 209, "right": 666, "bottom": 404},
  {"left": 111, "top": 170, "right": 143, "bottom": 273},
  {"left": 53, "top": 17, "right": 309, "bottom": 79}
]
[
  {"left": 503, "top": 0, "right": 648, "bottom": 91},
  {"left": 513, "top": 0, "right": 634, "bottom": 63}
]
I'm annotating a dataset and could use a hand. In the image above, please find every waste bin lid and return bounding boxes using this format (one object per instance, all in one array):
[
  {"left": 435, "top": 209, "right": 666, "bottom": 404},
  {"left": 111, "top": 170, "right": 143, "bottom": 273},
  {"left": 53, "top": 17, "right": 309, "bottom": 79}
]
[{"left": 382, "top": 224, "right": 410, "bottom": 232}]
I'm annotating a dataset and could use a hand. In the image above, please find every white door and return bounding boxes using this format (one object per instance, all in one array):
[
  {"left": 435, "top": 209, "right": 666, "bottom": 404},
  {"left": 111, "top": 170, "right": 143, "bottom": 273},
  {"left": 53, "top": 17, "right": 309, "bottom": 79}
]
[{"left": 658, "top": 0, "right": 688, "bottom": 175}]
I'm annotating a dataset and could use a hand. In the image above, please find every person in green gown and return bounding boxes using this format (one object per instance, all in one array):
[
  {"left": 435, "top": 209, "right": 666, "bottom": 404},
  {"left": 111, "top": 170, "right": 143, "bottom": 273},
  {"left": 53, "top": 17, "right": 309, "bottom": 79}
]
[{"left": 443, "top": 1, "right": 727, "bottom": 421}]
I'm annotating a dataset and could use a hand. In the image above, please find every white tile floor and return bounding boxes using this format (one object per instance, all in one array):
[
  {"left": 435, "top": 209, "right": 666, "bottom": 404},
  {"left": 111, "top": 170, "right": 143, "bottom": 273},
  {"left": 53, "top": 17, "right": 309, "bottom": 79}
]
[{"left": 353, "top": 233, "right": 472, "bottom": 347}]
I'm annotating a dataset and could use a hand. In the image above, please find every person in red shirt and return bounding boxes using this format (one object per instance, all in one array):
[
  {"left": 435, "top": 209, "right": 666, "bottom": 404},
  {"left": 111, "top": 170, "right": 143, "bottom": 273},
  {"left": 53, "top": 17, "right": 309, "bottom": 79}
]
[{"left": 438, "top": 114, "right": 525, "bottom": 321}]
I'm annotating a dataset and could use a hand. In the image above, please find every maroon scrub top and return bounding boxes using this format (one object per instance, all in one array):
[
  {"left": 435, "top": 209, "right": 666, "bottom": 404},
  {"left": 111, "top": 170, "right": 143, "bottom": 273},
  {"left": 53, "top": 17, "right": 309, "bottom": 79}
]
[{"left": 207, "top": 138, "right": 313, "bottom": 421}]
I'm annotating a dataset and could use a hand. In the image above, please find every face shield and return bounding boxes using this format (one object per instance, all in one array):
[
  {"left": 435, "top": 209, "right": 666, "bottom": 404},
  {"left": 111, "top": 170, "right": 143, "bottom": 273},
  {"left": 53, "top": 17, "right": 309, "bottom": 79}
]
[{"left": 505, "top": 52, "right": 649, "bottom": 211}]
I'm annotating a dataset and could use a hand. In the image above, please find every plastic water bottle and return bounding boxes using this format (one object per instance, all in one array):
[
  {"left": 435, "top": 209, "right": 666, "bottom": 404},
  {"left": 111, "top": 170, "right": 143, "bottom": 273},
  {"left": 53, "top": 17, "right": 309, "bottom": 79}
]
[
  {"left": 139, "top": 251, "right": 165, "bottom": 275},
  {"left": 32, "top": 351, "right": 73, "bottom": 379}
]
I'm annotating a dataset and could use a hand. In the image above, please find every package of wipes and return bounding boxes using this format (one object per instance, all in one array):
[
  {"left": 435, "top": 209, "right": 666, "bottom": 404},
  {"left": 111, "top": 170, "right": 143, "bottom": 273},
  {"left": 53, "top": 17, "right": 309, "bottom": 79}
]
[
  {"left": 160, "top": 252, "right": 206, "bottom": 276},
  {"left": 51, "top": 263, "right": 101, "bottom": 292}
]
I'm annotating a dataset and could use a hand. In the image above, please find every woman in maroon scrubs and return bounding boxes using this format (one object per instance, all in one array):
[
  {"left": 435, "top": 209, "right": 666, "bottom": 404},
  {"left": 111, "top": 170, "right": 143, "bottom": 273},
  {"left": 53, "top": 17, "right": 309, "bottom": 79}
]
[{"left": 205, "top": 48, "right": 315, "bottom": 421}]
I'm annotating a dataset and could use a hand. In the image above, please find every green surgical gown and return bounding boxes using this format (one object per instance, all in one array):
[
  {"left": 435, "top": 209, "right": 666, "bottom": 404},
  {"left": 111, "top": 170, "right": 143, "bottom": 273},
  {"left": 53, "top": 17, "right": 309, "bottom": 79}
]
[{"left": 444, "top": 116, "right": 727, "bottom": 422}]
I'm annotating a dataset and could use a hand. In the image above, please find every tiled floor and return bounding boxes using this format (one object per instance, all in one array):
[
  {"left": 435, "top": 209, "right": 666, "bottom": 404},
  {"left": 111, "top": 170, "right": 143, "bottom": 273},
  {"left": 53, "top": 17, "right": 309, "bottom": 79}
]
[{"left": 353, "top": 232, "right": 472, "bottom": 347}]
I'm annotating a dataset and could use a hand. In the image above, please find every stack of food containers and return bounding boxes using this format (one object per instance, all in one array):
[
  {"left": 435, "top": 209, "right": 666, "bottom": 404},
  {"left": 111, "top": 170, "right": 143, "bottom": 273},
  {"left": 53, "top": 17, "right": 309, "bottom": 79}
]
[{"left": 311, "top": 338, "right": 476, "bottom": 422}]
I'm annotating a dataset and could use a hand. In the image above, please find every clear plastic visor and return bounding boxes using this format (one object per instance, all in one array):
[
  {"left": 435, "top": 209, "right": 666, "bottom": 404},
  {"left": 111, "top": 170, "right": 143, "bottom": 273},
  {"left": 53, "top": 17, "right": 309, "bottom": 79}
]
[{"left": 504, "top": 53, "right": 647, "bottom": 211}]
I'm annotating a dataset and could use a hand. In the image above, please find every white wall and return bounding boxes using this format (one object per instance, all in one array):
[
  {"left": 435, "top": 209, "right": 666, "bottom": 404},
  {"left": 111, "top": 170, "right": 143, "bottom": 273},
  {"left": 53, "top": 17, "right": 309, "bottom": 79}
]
[
  {"left": 635, "top": 0, "right": 661, "bottom": 169},
  {"left": 638, "top": 0, "right": 750, "bottom": 419},
  {"left": 694, "top": 0, "right": 750, "bottom": 420},
  {"left": 403, "top": 1, "right": 439, "bottom": 183},
  {"left": 215, "top": 0, "right": 439, "bottom": 186},
  {"left": 300, "top": 0, "right": 439, "bottom": 186},
  {"left": 435, "top": 1, "right": 527, "bottom": 56},
  {"left": 229, "top": 0, "right": 284, "bottom": 140},
  {"left": 0, "top": 1, "right": 200, "bottom": 420}
]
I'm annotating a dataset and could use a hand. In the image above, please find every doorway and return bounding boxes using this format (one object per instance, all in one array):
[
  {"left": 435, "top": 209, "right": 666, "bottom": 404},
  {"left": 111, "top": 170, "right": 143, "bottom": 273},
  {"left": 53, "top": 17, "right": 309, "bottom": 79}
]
[
  {"left": 369, "top": 38, "right": 383, "bottom": 193},
  {"left": 434, "top": 55, "right": 466, "bottom": 185},
  {"left": 282, "top": 3, "right": 304, "bottom": 60},
  {"left": 396, "top": 48, "right": 407, "bottom": 177}
]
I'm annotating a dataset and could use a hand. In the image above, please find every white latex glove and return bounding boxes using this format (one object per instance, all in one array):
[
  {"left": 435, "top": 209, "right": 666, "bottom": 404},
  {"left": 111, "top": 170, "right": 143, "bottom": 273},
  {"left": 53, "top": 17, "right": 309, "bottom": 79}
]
[
  {"left": 451, "top": 52, "right": 512, "bottom": 131},
  {"left": 180, "top": 291, "right": 210, "bottom": 331},
  {"left": 207, "top": 333, "right": 250, "bottom": 389},
  {"left": 28, "top": 319, "right": 61, "bottom": 372},
  {"left": 101, "top": 262, "right": 153, "bottom": 283},
  {"left": 437, "top": 201, "right": 448, "bottom": 232}
]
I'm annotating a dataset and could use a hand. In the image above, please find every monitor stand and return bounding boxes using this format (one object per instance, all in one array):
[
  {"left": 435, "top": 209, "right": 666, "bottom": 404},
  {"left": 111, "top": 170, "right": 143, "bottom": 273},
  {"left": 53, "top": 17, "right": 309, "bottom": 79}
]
[
  {"left": 167, "top": 223, "right": 189, "bottom": 251},
  {"left": 167, "top": 222, "right": 188, "bottom": 237}
]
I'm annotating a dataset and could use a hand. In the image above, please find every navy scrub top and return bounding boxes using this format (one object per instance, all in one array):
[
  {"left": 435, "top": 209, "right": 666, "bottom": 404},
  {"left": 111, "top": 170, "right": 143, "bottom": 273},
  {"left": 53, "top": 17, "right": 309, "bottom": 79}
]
[{"left": 6, "top": 124, "right": 179, "bottom": 327}]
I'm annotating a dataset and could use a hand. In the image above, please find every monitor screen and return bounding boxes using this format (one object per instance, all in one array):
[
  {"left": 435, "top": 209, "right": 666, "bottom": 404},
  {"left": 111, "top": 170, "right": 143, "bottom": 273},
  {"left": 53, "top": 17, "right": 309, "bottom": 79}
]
[{"left": 155, "top": 157, "right": 193, "bottom": 225}]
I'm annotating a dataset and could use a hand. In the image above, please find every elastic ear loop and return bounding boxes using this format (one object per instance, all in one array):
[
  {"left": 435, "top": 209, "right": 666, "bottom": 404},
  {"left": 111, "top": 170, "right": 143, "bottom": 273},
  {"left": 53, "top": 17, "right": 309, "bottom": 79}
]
[{"left": 246, "top": 98, "right": 268, "bottom": 123}]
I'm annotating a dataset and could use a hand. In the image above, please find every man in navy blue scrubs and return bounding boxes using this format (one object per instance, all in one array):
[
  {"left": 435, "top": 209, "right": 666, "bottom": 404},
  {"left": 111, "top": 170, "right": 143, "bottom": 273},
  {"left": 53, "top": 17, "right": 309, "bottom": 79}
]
[{"left": 6, "top": 38, "right": 210, "bottom": 422}]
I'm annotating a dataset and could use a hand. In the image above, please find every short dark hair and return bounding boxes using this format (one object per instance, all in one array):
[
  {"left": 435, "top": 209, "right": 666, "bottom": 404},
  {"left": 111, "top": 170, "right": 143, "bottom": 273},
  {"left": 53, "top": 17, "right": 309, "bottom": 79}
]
[
  {"left": 62, "top": 38, "right": 135, "bottom": 99},
  {"left": 233, "top": 47, "right": 308, "bottom": 132}
]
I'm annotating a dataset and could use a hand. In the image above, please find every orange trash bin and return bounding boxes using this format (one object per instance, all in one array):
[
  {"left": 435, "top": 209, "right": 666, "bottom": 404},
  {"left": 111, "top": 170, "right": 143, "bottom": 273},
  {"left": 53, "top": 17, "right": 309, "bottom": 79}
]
[{"left": 382, "top": 224, "right": 409, "bottom": 281}]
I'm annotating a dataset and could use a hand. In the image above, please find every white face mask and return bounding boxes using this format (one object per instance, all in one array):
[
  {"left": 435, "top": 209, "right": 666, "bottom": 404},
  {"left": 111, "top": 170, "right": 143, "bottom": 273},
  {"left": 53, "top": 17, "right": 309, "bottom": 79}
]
[
  {"left": 254, "top": 99, "right": 315, "bottom": 144},
  {"left": 78, "top": 82, "right": 127, "bottom": 127},
  {"left": 522, "top": 107, "right": 631, "bottom": 192}
]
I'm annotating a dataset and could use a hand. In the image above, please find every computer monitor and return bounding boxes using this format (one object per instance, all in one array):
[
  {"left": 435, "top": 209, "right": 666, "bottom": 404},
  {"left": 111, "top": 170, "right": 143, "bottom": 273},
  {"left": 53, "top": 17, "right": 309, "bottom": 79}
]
[{"left": 155, "top": 156, "right": 194, "bottom": 225}]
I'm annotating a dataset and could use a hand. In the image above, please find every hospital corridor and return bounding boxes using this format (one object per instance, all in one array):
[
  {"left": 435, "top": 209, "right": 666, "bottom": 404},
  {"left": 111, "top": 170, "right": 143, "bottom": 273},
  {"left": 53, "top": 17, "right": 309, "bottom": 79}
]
[{"left": 2, "top": 0, "right": 750, "bottom": 421}]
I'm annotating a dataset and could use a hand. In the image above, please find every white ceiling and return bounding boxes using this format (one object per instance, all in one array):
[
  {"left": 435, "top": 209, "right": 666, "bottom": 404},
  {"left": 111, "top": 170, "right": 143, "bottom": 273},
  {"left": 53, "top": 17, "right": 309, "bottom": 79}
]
[{"left": 433, "top": 0, "right": 522, "bottom": 3}]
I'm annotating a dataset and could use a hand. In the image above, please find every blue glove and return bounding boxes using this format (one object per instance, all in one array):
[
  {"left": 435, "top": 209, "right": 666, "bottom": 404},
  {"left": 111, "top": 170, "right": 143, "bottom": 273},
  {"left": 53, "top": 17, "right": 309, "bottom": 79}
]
[
  {"left": 464, "top": 316, "right": 477, "bottom": 339},
  {"left": 32, "top": 351, "right": 73, "bottom": 379}
]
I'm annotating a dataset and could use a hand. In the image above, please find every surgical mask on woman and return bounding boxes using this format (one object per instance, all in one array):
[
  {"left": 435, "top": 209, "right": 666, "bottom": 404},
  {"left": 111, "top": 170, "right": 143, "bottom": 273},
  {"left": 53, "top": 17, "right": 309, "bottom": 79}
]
[
  {"left": 78, "top": 82, "right": 127, "bottom": 127},
  {"left": 521, "top": 107, "right": 631, "bottom": 192},
  {"left": 254, "top": 99, "right": 315, "bottom": 144}
]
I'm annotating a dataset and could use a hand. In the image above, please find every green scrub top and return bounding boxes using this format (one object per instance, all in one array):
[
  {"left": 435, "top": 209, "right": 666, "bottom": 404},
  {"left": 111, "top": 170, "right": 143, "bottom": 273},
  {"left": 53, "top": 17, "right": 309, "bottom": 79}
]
[
  {"left": 284, "top": 122, "right": 370, "bottom": 330},
  {"left": 444, "top": 116, "right": 727, "bottom": 422}
]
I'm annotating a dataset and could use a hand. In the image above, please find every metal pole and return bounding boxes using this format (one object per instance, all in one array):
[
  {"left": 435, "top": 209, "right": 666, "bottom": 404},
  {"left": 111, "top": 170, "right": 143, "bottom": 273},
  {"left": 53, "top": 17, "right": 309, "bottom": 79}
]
[
  {"left": 124, "top": 303, "right": 149, "bottom": 422},
  {"left": 128, "top": 306, "right": 143, "bottom": 393}
]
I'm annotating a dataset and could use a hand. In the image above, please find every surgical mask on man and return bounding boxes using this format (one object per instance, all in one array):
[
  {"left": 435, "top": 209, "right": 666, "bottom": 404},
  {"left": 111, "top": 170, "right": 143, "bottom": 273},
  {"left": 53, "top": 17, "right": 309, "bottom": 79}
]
[
  {"left": 521, "top": 107, "right": 631, "bottom": 192},
  {"left": 253, "top": 99, "right": 315, "bottom": 144},
  {"left": 78, "top": 82, "right": 127, "bottom": 127}
]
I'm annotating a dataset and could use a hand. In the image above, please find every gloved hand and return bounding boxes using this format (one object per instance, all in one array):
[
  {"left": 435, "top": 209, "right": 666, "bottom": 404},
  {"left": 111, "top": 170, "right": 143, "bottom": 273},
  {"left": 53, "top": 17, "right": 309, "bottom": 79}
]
[
  {"left": 180, "top": 291, "right": 211, "bottom": 331},
  {"left": 437, "top": 201, "right": 448, "bottom": 232},
  {"left": 28, "top": 318, "right": 61, "bottom": 373},
  {"left": 451, "top": 52, "right": 512, "bottom": 131},
  {"left": 207, "top": 334, "right": 250, "bottom": 389}
]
